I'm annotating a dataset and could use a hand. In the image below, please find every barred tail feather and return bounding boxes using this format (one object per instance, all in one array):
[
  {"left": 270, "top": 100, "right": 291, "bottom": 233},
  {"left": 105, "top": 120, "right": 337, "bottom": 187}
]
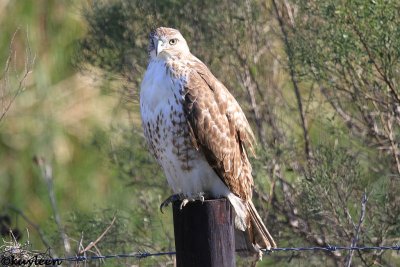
[
  {"left": 231, "top": 198, "right": 276, "bottom": 260},
  {"left": 247, "top": 200, "right": 276, "bottom": 250}
]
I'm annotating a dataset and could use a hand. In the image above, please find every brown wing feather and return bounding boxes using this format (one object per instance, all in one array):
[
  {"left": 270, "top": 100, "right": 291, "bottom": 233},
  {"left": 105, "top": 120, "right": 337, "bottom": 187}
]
[{"left": 183, "top": 57, "right": 256, "bottom": 201}]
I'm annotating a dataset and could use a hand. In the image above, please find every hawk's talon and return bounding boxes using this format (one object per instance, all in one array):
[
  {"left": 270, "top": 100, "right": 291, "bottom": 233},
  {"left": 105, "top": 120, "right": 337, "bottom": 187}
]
[
  {"left": 197, "top": 192, "right": 206, "bottom": 203},
  {"left": 160, "top": 194, "right": 184, "bottom": 213},
  {"left": 180, "top": 199, "right": 189, "bottom": 210}
]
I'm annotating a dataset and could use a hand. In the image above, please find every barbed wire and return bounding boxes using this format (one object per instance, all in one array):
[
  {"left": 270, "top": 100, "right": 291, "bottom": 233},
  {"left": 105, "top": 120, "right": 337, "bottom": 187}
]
[
  {"left": 265, "top": 245, "right": 400, "bottom": 253},
  {"left": 56, "top": 251, "right": 176, "bottom": 262},
  {"left": 50, "top": 245, "right": 399, "bottom": 262}
]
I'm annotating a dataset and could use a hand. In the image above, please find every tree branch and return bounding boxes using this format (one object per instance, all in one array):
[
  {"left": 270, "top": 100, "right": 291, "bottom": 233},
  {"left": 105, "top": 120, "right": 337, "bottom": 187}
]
[
  {"left": 0, "top": 28, "right": 35, "bottom": 123},
  {"left": 345, "top": 192, "right": 367, "bottom": 267},
  {"left": 272, "top": 0, "right": 312, "bottom": 160}
]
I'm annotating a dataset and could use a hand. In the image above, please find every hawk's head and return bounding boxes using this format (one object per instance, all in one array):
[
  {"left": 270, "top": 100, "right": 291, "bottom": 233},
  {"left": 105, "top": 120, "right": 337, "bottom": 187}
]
[{"left": 148, "top": 27, "right": 190, "bottom": 60}]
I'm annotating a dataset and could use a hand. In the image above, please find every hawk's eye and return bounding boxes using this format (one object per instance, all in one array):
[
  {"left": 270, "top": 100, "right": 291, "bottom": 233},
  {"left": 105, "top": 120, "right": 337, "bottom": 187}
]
[{"left": 169, "top": 38, "right": 178, "bottom": 45}]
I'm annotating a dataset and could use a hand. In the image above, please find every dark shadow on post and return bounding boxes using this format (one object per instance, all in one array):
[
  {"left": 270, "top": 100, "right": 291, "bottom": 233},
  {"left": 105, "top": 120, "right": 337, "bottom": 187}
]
[{"left": 173, "top": 198, "right": 236, "bottom": 267}]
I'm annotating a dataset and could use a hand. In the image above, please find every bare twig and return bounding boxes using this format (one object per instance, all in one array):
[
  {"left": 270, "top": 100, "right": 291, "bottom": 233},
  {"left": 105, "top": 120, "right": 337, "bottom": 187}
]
[
  {"left": 78, "top": 216, "right": 116, "bottom": 254},
  {"left": 93, "top": 244, "right": 106, "bottom": 264},
  {"left": 0, "top": 28, "right": 35, "bottom": 123},
  {"left": 345, "top": 192, "right": 368, "bottom": 267}
]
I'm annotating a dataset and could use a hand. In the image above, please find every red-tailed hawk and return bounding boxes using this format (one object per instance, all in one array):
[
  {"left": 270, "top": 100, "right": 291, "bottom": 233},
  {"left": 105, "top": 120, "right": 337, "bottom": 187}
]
[{"left": 140, "top": 27, "right": 276, "bottom": 256}]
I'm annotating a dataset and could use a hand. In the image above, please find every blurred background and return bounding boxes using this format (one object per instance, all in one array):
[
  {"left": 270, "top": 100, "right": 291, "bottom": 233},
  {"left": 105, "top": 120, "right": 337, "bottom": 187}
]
[{"left": 0, "top": 0, "right": 399, "bottom": 266}]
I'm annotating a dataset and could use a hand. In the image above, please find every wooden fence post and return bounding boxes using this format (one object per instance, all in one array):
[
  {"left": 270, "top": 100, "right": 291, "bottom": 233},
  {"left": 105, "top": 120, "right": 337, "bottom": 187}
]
[{"left": 172, "top": 198, "right": 236, "bottom": 267}]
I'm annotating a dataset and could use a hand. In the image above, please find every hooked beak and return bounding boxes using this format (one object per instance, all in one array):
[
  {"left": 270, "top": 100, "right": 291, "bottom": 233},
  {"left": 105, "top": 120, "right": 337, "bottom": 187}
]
[{"left": 155, "top": 39, "right": 164, "bottom": 57}]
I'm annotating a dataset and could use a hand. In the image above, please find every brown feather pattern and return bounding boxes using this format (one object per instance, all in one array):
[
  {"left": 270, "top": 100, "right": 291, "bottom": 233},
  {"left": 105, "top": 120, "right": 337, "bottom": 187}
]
[{"left": 179, "top": 57, "right": 256, "bottom": 201}]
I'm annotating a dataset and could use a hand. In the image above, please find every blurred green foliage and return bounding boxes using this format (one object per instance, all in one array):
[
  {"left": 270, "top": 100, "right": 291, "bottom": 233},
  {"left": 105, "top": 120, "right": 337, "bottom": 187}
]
[{"left": 0, "top": 2, "right": 172, "bottom": 266}]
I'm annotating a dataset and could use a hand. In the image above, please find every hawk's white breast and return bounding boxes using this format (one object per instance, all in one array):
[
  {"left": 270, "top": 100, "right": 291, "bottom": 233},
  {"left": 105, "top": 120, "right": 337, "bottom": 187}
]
[{"left": 140, "top": 59, "right": 229, "bottom": 198}]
